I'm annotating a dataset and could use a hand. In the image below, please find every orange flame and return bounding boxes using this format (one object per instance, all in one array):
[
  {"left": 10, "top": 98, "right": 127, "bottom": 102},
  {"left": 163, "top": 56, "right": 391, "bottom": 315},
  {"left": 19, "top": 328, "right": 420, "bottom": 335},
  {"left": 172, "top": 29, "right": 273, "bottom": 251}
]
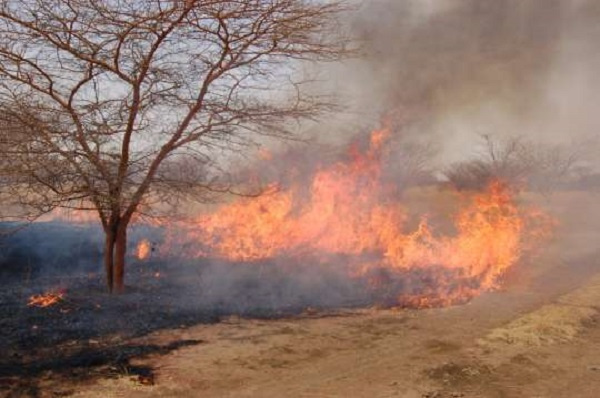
[
  {"left": 136, "top": 239, "right": 152, "bottom": 260},
  {"left": 162, "top": 124, "right": 552, "bottom": 307},
  {"left": 28, "top": 291, "right": 64, "bottom": 308}
]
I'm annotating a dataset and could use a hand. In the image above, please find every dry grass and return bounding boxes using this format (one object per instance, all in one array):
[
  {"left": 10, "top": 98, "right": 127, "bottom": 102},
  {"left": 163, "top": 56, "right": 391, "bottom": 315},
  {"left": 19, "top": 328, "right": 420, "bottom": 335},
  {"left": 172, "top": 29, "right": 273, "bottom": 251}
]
[{"left": 480, "top": 274, "right": 600, "bottom": 348}]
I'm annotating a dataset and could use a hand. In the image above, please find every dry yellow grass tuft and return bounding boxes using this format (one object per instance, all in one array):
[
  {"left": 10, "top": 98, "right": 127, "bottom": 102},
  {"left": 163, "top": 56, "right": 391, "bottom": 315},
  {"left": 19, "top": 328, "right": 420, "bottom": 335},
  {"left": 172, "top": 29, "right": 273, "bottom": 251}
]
[{"left": 481, "top": 274, "right": 600, "bottom": 348}]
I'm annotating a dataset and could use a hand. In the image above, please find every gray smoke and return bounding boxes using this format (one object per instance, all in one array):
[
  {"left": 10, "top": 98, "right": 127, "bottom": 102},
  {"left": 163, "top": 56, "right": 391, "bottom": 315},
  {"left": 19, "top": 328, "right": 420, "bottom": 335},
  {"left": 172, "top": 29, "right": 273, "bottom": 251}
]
[{"left": 321, "top": 0, "right": 600, "bottom": 165}]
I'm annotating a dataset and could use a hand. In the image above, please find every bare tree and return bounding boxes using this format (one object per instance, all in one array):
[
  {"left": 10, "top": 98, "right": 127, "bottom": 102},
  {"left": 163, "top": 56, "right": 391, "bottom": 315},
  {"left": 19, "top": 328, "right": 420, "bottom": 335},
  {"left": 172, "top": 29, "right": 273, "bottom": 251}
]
[
  {"left": 0, "top": 0, "right": 349, "bottom": 292},
  {"left": 444, "top": 134, "right": 597, "bottom": 192}
]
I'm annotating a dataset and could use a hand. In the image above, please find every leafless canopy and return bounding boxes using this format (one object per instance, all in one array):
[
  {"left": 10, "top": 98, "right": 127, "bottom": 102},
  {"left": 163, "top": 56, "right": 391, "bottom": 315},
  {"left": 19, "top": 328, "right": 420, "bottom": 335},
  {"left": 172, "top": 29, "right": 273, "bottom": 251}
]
[
  {"left": 0, "top": 0, "right": 350, "bottom": 291},
  {"left": 0, "top": 0, "right": 349, "bottom": 219}
]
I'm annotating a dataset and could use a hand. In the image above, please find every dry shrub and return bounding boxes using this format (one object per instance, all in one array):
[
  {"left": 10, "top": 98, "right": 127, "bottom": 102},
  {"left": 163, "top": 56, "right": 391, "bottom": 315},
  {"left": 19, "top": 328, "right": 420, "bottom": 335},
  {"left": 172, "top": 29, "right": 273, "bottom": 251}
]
[{"left": 445, "top": 134, "right": 597, "bottom": 192}]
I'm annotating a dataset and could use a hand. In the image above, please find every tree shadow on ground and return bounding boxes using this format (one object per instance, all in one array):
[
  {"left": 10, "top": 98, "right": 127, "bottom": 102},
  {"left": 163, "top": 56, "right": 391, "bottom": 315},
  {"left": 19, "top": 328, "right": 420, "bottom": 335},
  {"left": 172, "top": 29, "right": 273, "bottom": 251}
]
[{"left": 0, "top": 339, "right": 203, "bottom": 398}]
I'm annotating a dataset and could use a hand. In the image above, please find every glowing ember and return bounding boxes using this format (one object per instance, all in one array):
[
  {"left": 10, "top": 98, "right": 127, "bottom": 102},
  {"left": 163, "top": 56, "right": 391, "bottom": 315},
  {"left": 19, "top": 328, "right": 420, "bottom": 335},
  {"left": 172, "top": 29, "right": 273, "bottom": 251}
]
[
  {"left": 136, "top": 239, "right": 152, "bottom": 260},
  {"left": 28, "top": 292, "right": 64, "bottom": 308},
  {"left": 162, "top": 123, "right": 552, "bottom": 308}
]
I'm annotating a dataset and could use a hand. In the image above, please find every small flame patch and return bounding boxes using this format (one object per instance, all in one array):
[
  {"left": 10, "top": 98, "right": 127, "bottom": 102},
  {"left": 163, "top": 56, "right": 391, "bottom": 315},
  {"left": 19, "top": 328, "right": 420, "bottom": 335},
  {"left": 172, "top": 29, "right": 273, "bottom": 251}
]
[
  {"left": 136, "top": 239, "right": 152, "bottom": 260},
  {"left": 28, "top": 292, "right": 64, "bottom": 308}
]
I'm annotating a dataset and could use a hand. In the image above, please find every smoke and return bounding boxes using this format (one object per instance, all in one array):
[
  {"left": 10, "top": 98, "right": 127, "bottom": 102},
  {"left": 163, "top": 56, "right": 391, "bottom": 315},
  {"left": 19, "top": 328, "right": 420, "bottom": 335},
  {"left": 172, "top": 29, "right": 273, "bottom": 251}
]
[
  {"left": 325, "top": 0, "right": 600, "bottom": 165},
  {"left": 217, "top": 0, "right": 600, "bottom": 187}
]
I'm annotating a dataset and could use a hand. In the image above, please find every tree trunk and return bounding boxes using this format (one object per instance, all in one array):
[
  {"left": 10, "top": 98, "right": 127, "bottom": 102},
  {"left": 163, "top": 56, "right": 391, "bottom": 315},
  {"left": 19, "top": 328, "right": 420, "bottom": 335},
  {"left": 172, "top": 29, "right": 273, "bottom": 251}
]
[
  {"left": 103, "top": 230, "right": 115, "bottom": 293},
  {"left": 113, "top": 225, "right": 128, "bottom": 293},
  {"left": 103, "top": 216, "right": 130, "bottom": 294}
]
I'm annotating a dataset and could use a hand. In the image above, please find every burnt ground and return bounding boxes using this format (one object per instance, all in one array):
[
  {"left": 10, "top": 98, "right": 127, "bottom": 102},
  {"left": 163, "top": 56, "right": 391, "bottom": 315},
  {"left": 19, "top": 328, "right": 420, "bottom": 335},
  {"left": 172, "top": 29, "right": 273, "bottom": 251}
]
[
  {"left": 1, "top": 191, "right": 599, "bottom": 397},
  {"left": 0, "top": 266, "right": 210, "bottom": 397}
]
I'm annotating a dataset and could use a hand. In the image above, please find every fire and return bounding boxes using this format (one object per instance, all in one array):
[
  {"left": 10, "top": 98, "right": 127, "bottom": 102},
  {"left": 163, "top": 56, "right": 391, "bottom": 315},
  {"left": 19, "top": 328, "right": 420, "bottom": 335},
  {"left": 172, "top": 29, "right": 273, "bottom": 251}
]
[
  {"left": 162, "top": 124, "right": 552, "bottom": 308},
  {"left": 28, "top": 291, "right": 64, "bottom": 308},
  {"left": 136, "top": 239, "right": 152, "bottom": 260}
]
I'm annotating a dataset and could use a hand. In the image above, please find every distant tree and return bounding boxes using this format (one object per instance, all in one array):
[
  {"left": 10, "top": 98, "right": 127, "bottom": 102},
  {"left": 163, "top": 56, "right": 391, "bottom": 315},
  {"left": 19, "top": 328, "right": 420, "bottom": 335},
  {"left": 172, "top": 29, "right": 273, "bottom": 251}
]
[
  {"left": 0, "top": 0, "right": 350, "bottom": 292},
  {"left": 444, "top": 134, "right": 596, "bottom": 192}
]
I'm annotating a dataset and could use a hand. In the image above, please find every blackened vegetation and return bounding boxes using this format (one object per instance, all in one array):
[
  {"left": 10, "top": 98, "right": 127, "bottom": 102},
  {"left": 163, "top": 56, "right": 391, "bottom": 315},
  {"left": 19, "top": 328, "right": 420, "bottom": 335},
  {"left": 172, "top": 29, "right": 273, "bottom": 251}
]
[
  {"left": 0, "top": 223, "right": 208, "bottom": 397},
  {"left": 0, "top": 274, "right": 207, "bottom": 397}
]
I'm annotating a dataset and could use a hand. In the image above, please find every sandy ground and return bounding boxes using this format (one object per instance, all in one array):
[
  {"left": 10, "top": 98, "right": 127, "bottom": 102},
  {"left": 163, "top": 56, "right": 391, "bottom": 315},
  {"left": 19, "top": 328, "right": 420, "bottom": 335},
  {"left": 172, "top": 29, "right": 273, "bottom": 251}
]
[{"left": 36, "top": 192, "right": 600, "bottom": 397}]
